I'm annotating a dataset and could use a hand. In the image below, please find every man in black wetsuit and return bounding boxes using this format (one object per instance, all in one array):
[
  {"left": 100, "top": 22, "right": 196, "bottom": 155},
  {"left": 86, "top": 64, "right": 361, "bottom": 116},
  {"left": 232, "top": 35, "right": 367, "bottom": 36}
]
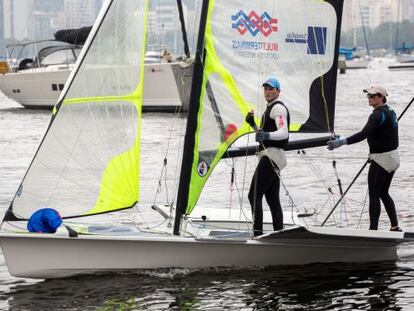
[
  {"left": 245, "top": 77, "right": 290, "bottom": 237},
  {"left": 328, "top": 85, "right": 401, "bottom": 231}
]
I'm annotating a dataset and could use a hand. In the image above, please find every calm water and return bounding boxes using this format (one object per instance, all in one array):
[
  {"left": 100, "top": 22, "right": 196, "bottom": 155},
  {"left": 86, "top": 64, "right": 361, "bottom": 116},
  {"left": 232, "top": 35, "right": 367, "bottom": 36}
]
[{"left": 1, "top": 59, "right": 414, "bottom": 310}]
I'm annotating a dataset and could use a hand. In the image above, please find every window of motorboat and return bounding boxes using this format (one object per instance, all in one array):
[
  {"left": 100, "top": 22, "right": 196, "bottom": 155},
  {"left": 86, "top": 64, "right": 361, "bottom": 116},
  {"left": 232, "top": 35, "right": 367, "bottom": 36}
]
[{"left": 41, "top": 48, "right": 80, "bottom": 66}]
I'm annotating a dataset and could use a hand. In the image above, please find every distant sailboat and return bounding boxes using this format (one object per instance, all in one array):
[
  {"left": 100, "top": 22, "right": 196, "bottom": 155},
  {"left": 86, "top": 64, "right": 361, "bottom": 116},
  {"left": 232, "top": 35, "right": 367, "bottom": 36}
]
[
  {"left": 389, "top": 0, "right": 414, "bottom": 71},
  {"left": 0, "top": 0, "right": 412, "bottom": 279},
  {"left": 339, "top": 0, "right": 371, "bottom": 70}
]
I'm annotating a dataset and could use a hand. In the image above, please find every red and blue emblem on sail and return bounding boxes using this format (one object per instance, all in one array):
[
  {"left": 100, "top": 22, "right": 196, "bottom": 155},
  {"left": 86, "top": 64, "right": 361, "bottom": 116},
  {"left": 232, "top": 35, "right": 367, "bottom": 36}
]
[{"left": 232, "top": 10, "right": 278, "bottom": 37}]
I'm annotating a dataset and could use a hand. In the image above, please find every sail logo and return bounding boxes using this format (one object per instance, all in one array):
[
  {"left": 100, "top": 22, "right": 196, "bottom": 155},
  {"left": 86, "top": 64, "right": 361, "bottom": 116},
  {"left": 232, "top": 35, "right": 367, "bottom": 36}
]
[
  {"left": 197, "top": 162, "right": 208, "bottom": 177},
  {"left": 285, "top": 26, "right": 327, "bottom": 55},
  {"left": 232, "top": 10, "right": 278, "bottom": 37}
]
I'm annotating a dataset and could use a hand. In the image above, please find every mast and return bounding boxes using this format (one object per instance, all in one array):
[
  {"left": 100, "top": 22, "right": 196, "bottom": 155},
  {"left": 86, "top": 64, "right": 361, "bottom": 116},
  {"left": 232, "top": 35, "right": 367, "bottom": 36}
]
[
  {"left": 176, "top": 0, "right": 190, "bottom": 58},
  {"left": 357, "top": 0, "right": 370, "bottom": 56},
  {"left": 174, "top": 0, "right": 210, "bottom": 235},
  {"left": 395, "top": 0, "right": 402, "bottom": 54}
]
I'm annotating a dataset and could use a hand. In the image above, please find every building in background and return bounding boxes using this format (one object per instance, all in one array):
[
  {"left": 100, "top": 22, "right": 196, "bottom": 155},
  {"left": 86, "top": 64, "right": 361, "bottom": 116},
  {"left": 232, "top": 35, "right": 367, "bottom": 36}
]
[
  {"left": 3, "top": 0, "right": 34, "bottom": 40},
  {"left": 401, "top": 0, "right": 414, "bottom": 23},
  {"left": 342, "top": 0, "right": 414, "bottom": 32},
  {"left": 2, "top": 0, "right": 103, "bottom": 42},
  {"left": 63, "top": 0, "right": 98, "bottom": 29},
  {"left": 30, "top": 0, "right": 64, "bottom": 40},
  {"left": 147, "top": 0, "right": 189, "bottom": 55}
]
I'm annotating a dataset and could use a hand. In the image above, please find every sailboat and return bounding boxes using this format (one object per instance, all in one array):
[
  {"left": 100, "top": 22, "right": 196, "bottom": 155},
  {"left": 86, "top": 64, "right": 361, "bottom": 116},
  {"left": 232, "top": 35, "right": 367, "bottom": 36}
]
[
  {"left": 339, "top": 1, "right": 370, "bottom": 70},
  {"left": 0, "top": 0, "right": 412, "bottom": 279}
]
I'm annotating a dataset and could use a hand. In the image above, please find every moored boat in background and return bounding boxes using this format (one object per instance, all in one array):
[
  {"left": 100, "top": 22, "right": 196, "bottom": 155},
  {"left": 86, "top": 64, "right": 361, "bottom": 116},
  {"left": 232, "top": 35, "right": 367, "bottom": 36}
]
[{"left": 0, "top": 29, "right": 189, "bottom": 112}]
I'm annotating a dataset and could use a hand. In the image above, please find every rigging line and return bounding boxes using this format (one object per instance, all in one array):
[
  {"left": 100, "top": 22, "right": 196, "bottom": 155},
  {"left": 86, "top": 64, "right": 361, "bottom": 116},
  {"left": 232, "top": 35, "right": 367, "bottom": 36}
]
[
  {"left": 222, "top": 134, "right": 256, "bottom": 230},
  {"left": 331, "top": 157, "right": 344, "bottom": 195},
  {"left": 237, "top": 134, "right": 255, "bottom": 229},
  {"left": 170, "top": 117, "right": 186, "bottom": 208},
  {"left": 136, "top": 216, "right": 169, "bottom": 231},
  {"left": 320, "top": 74, "right": 332, "bottom": 133},
  {"left": 313, "top": 194, "right": 335, "bottom": 217},
  {"left": 298, "top": 150, "right": 333, "bottom": 191},
  {"left": 233, "top": 179, "right": 254, "bottom": 230},
  {"left": 273, "top": 167, "right": 299, "bottom": 226},
  {"left": 164, "top": 165, "right": 169, "bottom": 202},
  {"left": 258, "top": 138, "right": 297, "bottom": 209},
  {"left": 230, "top": 163, "right": 253, "bottom": 221},
  {"left": 357, "top": 189, "right": 369, "bottom": 229},
  {"left": 227, "top": 165, "right": 235, "bottom": 212},
  {"left": 152, "top": 108, "right": 183, "bottom": 205},
  {"left": 321, "top": 95, "right": 414, "bottom": 227}
]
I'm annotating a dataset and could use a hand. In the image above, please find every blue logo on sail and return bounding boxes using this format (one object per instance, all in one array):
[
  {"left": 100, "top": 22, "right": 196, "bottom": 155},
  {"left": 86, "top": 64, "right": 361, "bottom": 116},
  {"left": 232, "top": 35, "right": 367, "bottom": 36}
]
[{"left": 285, "top": 26, "right": 327, "bottom": 55}]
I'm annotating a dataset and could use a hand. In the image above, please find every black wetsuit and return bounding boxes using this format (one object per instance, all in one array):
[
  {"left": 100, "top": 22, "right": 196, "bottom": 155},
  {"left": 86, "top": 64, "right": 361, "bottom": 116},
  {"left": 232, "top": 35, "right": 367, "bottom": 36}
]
[
  {"left": 248, "top": 102, "right": 289, "bottom": 236},
  {"left": 346, "top": 105, "right": 399, "bottom": 230},
  {"left": 248, "top": 156, "right": 283, "bottom": 236}
]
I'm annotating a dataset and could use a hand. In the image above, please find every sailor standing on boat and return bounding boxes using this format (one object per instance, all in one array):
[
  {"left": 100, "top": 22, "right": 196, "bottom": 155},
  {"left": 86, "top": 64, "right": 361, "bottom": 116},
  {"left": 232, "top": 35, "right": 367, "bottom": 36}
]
[
  {"left": 328, "top": 85, "right": 401, "bottom": 231},
  {"left": 245, "top": 77, "right": 290, "bottom": 237}
]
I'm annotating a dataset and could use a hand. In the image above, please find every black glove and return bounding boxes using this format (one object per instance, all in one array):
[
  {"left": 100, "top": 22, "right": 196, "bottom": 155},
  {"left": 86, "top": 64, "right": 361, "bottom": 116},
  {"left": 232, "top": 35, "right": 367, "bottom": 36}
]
[{"left": 245, "top": 111, "right": 256, "bottom": 129}]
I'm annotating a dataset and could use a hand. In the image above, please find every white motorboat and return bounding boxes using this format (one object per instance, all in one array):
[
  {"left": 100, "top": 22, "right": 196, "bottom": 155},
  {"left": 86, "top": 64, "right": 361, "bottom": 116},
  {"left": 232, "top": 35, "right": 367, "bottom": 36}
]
[
  {"left": 0, "top": 40, "right": 188, "bottom": 112},
  {"left": 0, "top": 0, "right": 412, "bottom": 280}
]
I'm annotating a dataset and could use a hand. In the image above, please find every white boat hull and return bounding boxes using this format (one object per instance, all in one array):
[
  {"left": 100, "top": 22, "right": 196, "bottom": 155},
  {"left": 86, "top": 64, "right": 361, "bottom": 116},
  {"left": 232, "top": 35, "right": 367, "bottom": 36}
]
[
  {"left": 397, "top": 54, "right": 414, "bottom": 63},
  {"left": 0, "top": 226, "right": 403, "bottom": 279},
  {"left": 0, "top": 62, "right": 185, "bottom": 112},
  {"left": 345, "top": 59, "right": 370, "bottom": 69}
]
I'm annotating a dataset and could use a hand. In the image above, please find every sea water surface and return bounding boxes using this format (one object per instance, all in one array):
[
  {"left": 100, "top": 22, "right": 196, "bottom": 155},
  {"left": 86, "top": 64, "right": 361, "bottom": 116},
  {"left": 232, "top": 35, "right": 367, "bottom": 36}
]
[{"left": 1, "top": 59, "right": 414, "bottom": 310}]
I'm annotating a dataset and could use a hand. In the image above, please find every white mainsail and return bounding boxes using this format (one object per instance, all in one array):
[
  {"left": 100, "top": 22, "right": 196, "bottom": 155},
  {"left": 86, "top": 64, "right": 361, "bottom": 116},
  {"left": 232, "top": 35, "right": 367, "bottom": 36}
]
[{"left": 6, "top": 0, "right": 147, "bottom": 220}]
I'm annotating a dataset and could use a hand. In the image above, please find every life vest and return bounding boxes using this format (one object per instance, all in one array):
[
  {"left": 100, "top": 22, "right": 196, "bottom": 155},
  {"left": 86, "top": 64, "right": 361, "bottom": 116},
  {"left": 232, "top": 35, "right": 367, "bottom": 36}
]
[
  {"left": 259, "top": 101, "right": 290, "bottom": 150},
  {"left": 368, "top": 105, "right": 398, "bottom": 153}
]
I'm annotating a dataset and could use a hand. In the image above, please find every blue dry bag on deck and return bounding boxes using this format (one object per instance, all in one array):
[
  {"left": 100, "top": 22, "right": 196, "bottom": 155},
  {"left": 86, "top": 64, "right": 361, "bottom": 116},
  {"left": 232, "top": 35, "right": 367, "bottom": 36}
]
[{"left": 27, "top": 208, "right": 62, "bottom": 233}]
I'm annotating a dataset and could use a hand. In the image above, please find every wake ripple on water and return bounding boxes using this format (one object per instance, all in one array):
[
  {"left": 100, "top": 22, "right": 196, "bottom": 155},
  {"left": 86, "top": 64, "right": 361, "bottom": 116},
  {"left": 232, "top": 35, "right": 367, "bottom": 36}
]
[{"left": 0, "top": 262, "right": 413, "bottom": 310}]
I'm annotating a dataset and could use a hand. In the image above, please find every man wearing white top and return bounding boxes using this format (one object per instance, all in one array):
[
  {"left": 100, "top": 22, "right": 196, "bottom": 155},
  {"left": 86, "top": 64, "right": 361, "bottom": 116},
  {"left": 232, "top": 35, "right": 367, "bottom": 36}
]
[{"left": 245, "top": 77, "right": 290, "bottom": 237}]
